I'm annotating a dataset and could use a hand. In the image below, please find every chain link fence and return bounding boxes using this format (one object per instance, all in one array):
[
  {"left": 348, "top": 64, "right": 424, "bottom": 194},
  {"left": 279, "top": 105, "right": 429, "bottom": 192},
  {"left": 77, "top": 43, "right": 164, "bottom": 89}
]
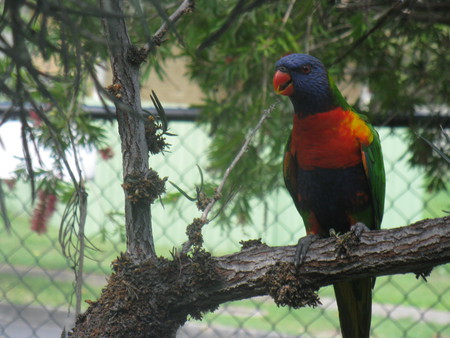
[{"left": 0, "top": 117, "right": 449, "bottom": 337}]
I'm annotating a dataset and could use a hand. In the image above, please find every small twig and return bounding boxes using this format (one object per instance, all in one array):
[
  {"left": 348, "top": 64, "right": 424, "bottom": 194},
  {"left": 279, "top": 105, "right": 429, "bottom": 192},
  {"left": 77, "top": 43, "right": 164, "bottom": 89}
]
[
  {"left": 282, "top": 0, "right": 296, "bottom": 26},
  {"left": 67, "top": 120, "right": 88, "bottom": 317},
  {"left": 202, "top": 101, "right": 278, "bottom": 221},
  {"left": 143, "top": 0, "right": 195, "bottom": 54},
  {"left": 330, "top": 0, "right": 407, "bottom": 67},
  {"left": 182, "top": 101, "right": 279, "bottom": 253}
]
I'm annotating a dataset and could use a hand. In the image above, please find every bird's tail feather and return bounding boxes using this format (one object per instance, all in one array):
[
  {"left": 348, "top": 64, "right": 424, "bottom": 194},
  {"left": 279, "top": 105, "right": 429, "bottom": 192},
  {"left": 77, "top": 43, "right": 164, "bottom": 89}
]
[{"left": 333, "top": 277, "right": 373, "bottom": 338}]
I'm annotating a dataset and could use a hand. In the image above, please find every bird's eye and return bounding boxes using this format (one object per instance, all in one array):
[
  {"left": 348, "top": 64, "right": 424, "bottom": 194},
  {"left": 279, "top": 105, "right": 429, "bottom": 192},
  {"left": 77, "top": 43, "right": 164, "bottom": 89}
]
[{"left": 300, "top": 64, "right": 311, "bottom": 74}]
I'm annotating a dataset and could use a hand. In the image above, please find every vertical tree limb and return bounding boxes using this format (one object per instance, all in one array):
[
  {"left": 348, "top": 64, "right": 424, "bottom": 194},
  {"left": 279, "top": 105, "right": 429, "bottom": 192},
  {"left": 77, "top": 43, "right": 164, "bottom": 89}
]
[{"left": 99, "top": 0, "right": 155, "bottom": 261}]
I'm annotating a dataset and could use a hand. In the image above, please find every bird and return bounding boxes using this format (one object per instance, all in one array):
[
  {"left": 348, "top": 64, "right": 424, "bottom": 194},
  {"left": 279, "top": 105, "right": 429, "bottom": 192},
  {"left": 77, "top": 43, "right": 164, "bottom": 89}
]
[{"left": 273, "top": 53, "right": 385, "bottom": 338}]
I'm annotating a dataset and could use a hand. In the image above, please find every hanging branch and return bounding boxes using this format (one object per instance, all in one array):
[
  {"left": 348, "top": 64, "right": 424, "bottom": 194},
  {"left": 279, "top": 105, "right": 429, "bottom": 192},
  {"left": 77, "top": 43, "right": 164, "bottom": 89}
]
[
  {"left": 66, "top": 115, "right": 89, "bottom": 317},
  {"left": 182, "top": 101, "right": 279, "bottom": 253},
  {"left": 330, "top": 1, "right": 408, "bottom": 67}
]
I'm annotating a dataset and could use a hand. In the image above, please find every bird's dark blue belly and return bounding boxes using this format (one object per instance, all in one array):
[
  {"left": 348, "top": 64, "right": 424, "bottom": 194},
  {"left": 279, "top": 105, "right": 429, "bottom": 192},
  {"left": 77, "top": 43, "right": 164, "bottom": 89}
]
[{"left": 297, "top": 164, "right": 371, "bottom": 236}]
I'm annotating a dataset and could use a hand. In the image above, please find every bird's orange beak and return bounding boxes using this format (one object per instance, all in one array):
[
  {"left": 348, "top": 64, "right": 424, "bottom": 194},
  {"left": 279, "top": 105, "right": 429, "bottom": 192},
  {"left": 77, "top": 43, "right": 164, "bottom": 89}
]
[{"left": 273, "top": 70, "right": 294, "bottom": 96}]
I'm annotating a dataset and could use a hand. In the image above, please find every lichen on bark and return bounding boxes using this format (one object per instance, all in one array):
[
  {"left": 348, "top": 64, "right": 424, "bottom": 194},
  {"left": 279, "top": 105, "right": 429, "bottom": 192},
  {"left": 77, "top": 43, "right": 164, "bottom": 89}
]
[{"left": 70, "top": 249, "right": 220, "bottom": 337}]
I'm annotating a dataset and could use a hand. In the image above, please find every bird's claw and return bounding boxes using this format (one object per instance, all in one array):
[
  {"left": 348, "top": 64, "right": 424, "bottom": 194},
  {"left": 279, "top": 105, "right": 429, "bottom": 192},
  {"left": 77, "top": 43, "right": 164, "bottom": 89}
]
[
  {"left": 350, "top": 222, "right": 370, "bottom": 239},
  {"left": 335, "top": 223, "right": 369, "bottom": 257},
  {"left": 294, "top": 234, "right": 319, "bottom": 268},
  {"left": 329, "top": 228, "right": 338, "bottom": 237}
]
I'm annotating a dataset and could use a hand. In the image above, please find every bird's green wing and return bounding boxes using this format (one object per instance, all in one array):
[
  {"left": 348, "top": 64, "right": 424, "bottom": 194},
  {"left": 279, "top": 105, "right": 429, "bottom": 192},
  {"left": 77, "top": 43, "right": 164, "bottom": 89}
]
[{"left": 361, "top": 121, "right": 386, "bottom": 230}]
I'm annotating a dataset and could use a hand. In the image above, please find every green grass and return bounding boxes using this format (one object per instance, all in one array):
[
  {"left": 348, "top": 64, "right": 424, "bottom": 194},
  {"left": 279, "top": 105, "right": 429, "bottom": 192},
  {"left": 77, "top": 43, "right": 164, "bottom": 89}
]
[
  {"left": 196, "top": 295, "right": 450, "bottom": 337},
  {"left": 0, "top": 216, "right": 120, "bottom": 273},
  {"left": 0, "top": 273, "right": 103, "bottom": 311},
  {"left": 1, "top": 273, "right": 75, "bottom": 308},
  {"left": 375, "top": 270, "right": 450, "bottom": 311},
  {"left": 372, "top": 315, "right": 450, "bottom": 338},
  {"left": 203, "top": 298, "right": 339, "bottom": 336}
]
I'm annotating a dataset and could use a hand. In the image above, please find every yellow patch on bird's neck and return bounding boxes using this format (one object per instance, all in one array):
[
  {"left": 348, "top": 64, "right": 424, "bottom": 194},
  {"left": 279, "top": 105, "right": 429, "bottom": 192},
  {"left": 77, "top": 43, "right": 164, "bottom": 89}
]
[{"left": 343, "top": 111, "right": 373, "bottom": 147}]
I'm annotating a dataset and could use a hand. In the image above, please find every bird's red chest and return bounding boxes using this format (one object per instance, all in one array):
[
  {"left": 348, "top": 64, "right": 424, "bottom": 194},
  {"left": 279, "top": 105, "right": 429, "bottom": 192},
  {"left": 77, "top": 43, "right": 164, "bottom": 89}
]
[{"left": 290, "top": 107, "right": 372, "bottom": 169}]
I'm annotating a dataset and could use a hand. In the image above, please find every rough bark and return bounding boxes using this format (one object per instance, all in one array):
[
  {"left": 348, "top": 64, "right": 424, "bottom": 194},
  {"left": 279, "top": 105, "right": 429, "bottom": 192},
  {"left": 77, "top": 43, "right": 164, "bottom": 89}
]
[
  {"left": 99, "top": 0, "right": 155, "bottom": 261},
  {"left": 212, "top": 216, "right": 450, "bottom": 302},
  {"left": 70, "top": 216, "right": 450, "bottom": 337}
]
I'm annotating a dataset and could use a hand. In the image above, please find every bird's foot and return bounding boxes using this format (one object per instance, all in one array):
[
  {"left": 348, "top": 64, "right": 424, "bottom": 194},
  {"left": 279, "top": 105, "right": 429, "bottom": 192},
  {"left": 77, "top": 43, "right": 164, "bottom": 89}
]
[
  {"left": 294, "top": 234, "right": 320, "bottom": 268},
  {"left": 329, "top": 228, "right": 339, "bottom": 238},
  {"left": 350, "top": 222, "right": 370, "bottom": 239},
  {"left": 335, "top": 222, "right": 369, "bottom": 257}
]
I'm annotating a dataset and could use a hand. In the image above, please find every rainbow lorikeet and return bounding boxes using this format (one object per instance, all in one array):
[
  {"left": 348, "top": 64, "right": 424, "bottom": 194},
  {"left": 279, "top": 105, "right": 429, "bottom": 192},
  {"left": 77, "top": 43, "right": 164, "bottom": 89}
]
[{"left": 273, "top": 54, "right": 385, "bottom": 338}]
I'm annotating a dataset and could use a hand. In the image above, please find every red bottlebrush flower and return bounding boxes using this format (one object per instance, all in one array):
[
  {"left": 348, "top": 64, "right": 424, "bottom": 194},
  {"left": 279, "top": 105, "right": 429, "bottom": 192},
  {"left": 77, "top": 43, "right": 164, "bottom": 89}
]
[
  {"left": 29, "top": 110, "right": 43, "bottom": 126},
  {"left": 31, "top": 190, "right": 47, "bottom": 234},
  {"left": 31, "top": 189, "right": 58, "bottom": 234},
  {"left": 99, "top": 147, "right": 114, "bottom": 160},
  {"left": 45, "top": 193, "right": 57, "bottom": 216}
]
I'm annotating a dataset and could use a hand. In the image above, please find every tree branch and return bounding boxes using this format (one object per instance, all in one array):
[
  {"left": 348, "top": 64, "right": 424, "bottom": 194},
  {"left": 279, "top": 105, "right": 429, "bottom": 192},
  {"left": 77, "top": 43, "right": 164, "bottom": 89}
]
[
  {"left": 99, "top": 0, "right": 155, "bottom": 261},
  {"left": 143, "top": 0, "right": 195, "bottom": 54},
  {"left": 211, "top": 216, "right": 450, "bottom": 304},
  {"left": 71, "top": 216, "right": 450, "bottom": 337}
]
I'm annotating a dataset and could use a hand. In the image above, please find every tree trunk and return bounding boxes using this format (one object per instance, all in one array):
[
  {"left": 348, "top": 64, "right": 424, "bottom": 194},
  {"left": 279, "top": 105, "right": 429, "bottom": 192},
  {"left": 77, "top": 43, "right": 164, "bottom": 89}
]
[
  {"left": 70, "top": 216, "right": 450, "bottom": 337},
  {"left": 99, "top": 0, "right": 155, "bottom": 261}
]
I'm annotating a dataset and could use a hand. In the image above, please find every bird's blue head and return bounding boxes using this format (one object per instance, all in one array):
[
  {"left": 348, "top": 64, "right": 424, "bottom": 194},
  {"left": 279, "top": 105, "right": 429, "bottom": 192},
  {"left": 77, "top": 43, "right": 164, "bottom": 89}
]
[{"left": 273, "top": 54, "right": 335, "bottom": 116}]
